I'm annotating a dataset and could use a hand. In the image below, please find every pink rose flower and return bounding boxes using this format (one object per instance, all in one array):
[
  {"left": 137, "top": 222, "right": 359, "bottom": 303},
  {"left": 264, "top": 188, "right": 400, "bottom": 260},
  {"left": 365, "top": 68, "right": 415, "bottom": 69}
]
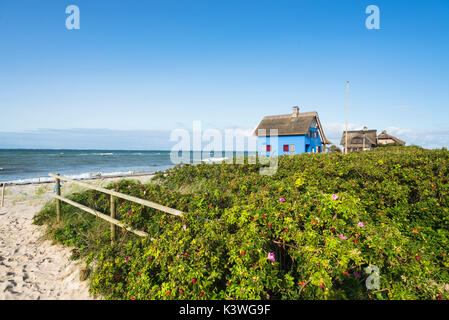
[
  {"left": 267, "top": 252, "right": 275, "bottom": 262},
  {"left": 339, "top": 234, "right": 348, "bottom": 240},
  {"left": 332, "top": 194, "right": 338, "bottom": 200}
]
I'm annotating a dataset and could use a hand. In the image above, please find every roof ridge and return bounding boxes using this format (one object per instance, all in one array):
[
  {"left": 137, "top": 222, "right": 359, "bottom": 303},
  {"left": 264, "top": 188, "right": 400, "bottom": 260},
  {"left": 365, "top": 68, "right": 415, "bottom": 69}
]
[
  {"left": 263, "top": 111, "right": 318, "bottom": 119},
  {"left": 263, "top": 114, "right": 291, "bottom": 119},
  {"left": 254, "top": 110, "right": 320, "bottom": 137},
  {"left": 345, "top": 129, "right": 377, "bottom": 131}
]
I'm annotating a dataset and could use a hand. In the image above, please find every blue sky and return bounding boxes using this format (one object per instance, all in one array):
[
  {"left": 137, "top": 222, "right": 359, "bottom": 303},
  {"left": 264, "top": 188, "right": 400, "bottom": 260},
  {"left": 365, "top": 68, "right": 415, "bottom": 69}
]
[{"left": 0, "top": 0, "right": 448, "bottom": 149}]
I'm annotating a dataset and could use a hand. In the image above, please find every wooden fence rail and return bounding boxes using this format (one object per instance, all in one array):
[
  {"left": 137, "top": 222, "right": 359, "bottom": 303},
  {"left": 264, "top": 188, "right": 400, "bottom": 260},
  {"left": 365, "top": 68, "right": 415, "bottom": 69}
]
[{"left": 49, "top": 173, "right": 184, "bottom": 244}]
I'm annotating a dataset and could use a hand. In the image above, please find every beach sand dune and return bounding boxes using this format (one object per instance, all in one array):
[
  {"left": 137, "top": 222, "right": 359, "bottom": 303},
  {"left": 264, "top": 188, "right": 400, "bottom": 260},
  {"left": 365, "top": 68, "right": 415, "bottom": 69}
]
[
  {"left": 0, "top": 175, "right": 153, "bottom": 300},
  {"left": 0, "top": 185, "right": 93, "bottom": 300}
]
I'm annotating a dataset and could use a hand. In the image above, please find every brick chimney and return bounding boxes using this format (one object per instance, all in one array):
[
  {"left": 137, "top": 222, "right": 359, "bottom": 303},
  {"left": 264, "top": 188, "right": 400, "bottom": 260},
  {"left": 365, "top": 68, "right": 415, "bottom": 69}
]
[{"left": 292, "top": 106, "right": 299, "bottom": 117}]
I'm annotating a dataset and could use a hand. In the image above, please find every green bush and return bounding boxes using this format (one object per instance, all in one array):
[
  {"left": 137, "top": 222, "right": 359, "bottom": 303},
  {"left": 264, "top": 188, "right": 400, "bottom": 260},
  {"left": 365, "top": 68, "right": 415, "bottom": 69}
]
[{"left": 34, "top": 146, "right": 449, "bottom": 300}]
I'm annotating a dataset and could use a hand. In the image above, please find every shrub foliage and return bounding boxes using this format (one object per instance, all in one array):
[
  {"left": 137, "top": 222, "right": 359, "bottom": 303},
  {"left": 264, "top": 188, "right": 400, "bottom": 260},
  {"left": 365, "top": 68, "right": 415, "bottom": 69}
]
[{"left": 34, "top": 146, "right": 449, "bottom": 300}]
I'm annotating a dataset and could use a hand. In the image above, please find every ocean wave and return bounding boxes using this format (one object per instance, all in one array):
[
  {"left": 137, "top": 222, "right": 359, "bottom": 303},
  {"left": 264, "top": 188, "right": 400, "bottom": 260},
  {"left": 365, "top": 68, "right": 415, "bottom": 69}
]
[
  {"left": 75, "top": 153, "right": 116, "bottom": 156},
  {"left": 93, "top": 153, "right": 114, "bottom": 156},
  {"left": 5, "top": 177, "right": 55, "bottom": 184},
  {"left": 3, "top": 170, "right": 152, "bottom": 185},
  {"left": 201, "top": 157, "right": 228, "bottom": 163}
]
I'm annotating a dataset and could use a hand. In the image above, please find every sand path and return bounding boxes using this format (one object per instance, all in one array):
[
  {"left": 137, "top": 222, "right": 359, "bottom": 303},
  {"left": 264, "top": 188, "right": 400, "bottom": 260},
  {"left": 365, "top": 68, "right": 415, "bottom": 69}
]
[
  {"left": 0, "top": 175, "right": 153, "bottom": 300},
  {"left": 0, "top": 184, "right": 93, "bottom": 300}
]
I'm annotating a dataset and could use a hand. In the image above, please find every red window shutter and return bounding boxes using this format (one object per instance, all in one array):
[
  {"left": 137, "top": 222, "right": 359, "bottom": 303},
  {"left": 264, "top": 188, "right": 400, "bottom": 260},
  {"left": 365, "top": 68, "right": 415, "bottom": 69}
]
[
  {"left": 266, "top": 145, "right": 271, "bottom": 152},
  {"left": 283, "top": 145, "right": 289, "bottom": 152}
]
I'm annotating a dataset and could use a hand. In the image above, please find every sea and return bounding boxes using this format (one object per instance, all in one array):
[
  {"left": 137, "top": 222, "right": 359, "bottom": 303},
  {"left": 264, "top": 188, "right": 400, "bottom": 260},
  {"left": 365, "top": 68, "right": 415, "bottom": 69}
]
[{"left": 0, "top": 149, "right": 239, "bottom": 184}]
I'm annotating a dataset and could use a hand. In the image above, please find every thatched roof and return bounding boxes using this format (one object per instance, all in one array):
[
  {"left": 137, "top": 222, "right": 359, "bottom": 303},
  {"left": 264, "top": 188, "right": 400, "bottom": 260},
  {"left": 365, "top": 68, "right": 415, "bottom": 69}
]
[
  {"left": 378, "top": 130, "right": 405, "bottom": 145},
  {"left": 340, "top": 129, "right": 377, "bottom": 148},
  {"left": 254, "top": 107, "right": 328, "bottom": 143}
]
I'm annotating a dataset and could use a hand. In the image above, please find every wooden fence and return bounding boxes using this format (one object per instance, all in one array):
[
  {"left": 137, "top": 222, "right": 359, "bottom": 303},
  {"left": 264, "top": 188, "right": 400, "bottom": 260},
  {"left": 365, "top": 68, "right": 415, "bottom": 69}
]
[
  {"left": 1, "top": 183, "right": 5, "bottom": 207},
  {"left": 49, "top": 173, "right": 184, "bottom": 245}
]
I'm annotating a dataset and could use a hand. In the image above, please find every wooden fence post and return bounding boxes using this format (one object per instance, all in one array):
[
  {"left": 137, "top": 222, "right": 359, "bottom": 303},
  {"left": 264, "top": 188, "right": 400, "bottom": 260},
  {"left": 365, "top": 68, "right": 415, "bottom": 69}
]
[
  {"left": 110, "top": 194, "right": 116, "bottom": 245},
  {"left": 1, "top": 183, "right": 5, "bottom": 207},
  {"left": 55, "top": 174, "right": 61, "bottom": 222}
]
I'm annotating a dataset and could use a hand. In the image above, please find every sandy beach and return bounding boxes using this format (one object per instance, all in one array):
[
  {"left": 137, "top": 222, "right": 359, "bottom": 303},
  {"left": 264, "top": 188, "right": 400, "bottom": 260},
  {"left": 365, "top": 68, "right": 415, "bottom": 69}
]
[{"left": 0, "top": 175, "right": 154, "bottom": 300}]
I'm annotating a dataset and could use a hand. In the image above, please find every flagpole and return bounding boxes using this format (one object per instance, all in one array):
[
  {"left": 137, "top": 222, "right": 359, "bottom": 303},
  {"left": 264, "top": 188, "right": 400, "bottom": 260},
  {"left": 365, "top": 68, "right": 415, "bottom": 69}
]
[{"left": 345, "top": 80, "right": 349, "bottom": 154}]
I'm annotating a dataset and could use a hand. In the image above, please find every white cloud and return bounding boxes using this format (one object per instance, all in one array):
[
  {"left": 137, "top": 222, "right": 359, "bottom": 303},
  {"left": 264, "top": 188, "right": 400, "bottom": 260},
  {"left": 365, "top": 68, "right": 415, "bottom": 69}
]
[
  {"left": 322, "top": 122, "right": 449, "bottom": 149},
  {"left": 387, "top": 127, "right": 449, "bottom": 149},
  {"left": 0, "top": 129, "right": 173, "bottom": 150},
  {"left": 2, "top": 124, "right": 448, "bottom": 150},
  {"left": 396, "top": 106, "right": 413, "bottom": 112}
]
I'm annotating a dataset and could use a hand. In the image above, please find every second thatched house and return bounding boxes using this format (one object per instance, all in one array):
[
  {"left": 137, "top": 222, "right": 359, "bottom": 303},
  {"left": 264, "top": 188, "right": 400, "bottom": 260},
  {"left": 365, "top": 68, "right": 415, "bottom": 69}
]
[
  {"left": 340, "top": 127, "right": 406, "bottom": 153},
  {"left": 340, "top": 127, "right": 378, "bottom": 153}
]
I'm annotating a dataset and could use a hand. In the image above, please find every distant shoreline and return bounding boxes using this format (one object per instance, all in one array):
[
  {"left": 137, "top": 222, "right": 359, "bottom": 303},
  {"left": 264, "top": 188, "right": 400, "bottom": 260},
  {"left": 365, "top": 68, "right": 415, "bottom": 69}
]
[
  {"left": 1, "top": 172, "right": 157, "bottom": 186},
  {"left": 0, "top": 148, "right": 172, "bottom": 151},
  {"left": 0, "top": 149, "right": 251, "bottom": 184},
  {"left": 0, "top": 149, "right": 175, "bottom": 184}
]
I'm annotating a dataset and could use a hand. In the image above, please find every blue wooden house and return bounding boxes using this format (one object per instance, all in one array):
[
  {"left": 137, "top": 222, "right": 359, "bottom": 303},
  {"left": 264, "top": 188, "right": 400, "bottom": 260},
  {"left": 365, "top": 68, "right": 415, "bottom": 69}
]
[{"left": 254, "top": 106, "right": 328, "bottom": 156}]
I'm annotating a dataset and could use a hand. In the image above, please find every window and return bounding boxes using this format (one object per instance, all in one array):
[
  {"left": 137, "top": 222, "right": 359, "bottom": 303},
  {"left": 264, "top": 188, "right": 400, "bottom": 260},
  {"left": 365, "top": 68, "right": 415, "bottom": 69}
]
[
  {"left": 283, "top": 144, "right": 289, "bottom": 152},
  {"left": 289, "top": 144, "right": 295, "bottom": 152},
  {"left": 266, "top": 145, "right": 271, "bottom": 152},
  {"left": 261, "top": 145, "right": 266, "bottom": 152}
]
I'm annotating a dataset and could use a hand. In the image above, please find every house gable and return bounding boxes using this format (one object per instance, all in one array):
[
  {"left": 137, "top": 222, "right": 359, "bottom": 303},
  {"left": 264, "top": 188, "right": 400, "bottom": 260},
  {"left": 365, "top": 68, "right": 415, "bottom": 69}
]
[{"left": 254, "top": 107, "right": 328, "bottom": 146}]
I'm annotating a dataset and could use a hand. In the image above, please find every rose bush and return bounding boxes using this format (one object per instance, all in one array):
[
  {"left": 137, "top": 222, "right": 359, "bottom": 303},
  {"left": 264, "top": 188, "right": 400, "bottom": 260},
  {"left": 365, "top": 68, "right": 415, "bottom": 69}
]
[{"left": 34, "top": 146, "right": 449, "bottom": 299}]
